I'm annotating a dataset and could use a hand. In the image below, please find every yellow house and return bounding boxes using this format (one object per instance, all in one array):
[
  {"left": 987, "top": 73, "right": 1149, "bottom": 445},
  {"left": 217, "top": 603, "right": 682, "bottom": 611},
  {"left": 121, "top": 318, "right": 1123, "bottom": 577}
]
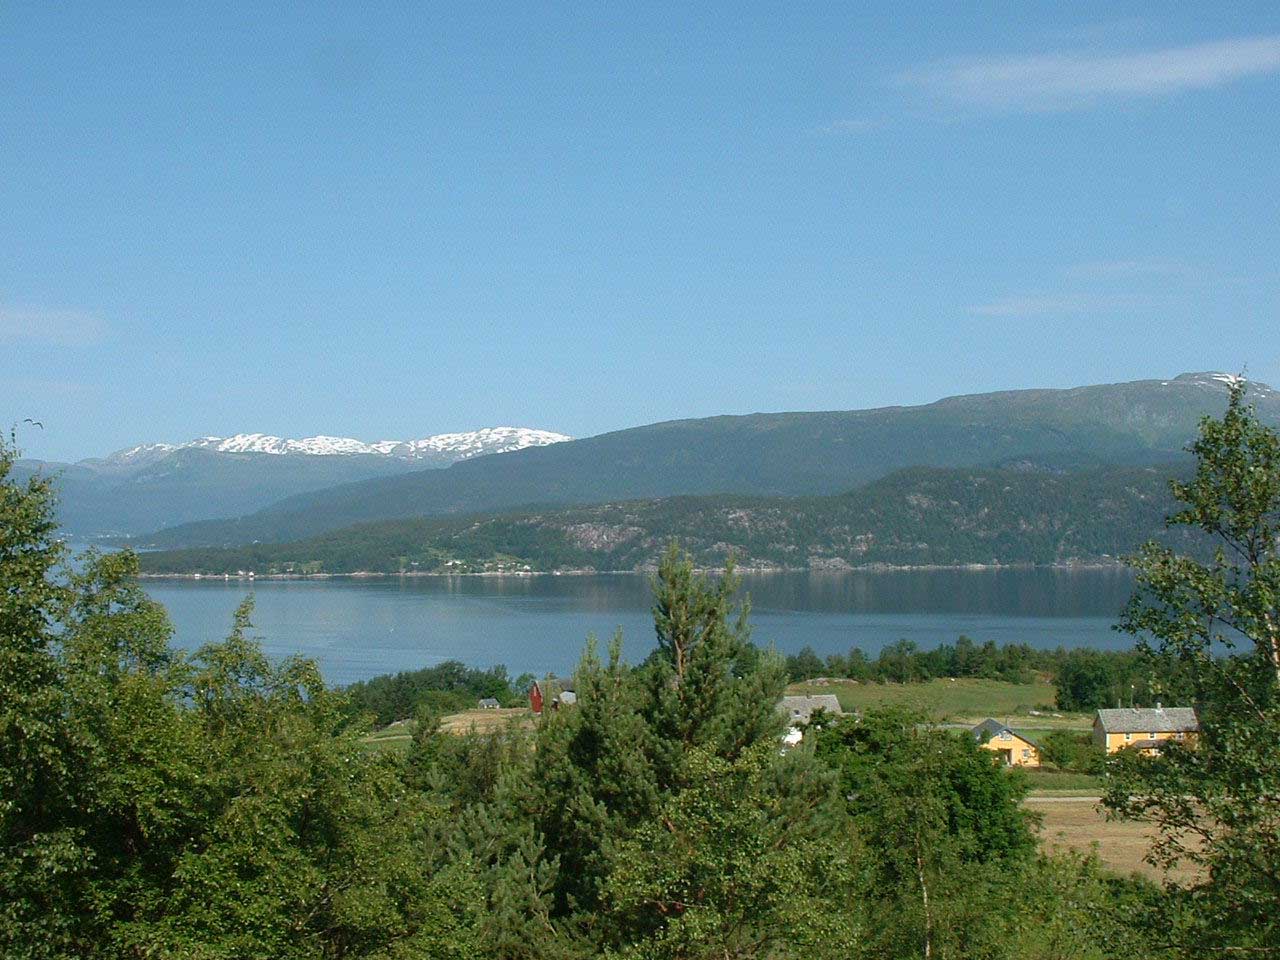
[
  {"left": 1093, "top": 706, "right": 1198, "bottom": 755},
  {"left": 972, "top": 718, "right": 1042, "bottom": 768}
]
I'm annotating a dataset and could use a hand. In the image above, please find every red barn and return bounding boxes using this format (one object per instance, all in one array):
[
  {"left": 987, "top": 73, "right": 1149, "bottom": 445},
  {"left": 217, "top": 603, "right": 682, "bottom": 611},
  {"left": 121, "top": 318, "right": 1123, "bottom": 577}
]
[{"left": 529, "top": 679, "right": 575, "bottom": 715}]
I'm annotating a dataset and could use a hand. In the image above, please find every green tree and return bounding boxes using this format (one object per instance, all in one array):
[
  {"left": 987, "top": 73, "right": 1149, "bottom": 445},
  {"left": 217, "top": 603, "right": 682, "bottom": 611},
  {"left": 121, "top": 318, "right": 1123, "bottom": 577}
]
[
  {"left": 599, "top": 744, "right": 858, "bottom": 959},
  {"left": 814, "top": 709, "right": 1037, "bottom": 959},
  {"left": 0, "top": 439, "right": 86, "bottom": 956},
  {"left": 533, "top": 634, "right": 658, "bottom": 920},
  {"left": 641, "top": 545, "right": 786, "bottom": 785},
  {"left": 1, "top": 440, "right": 482, "bottom": 958},
  {"left": 1106, "top": 383, "right": 1280, "bottom": 956},
  {"left": 785, "top": 644, "right": 825, "bottom": 680}
]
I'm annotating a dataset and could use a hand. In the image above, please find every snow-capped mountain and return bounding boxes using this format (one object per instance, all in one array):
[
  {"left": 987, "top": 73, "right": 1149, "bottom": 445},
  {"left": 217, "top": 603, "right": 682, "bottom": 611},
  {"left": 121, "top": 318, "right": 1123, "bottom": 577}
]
[
  {"left": 105, "top": 427, "right": 570, "bottom": 465},
  {"left": 1160, "top": 371, "right": 1272, "bottom": 396},
  {"left": 15, "top": 426, "right": 572, "bottom": 539}
]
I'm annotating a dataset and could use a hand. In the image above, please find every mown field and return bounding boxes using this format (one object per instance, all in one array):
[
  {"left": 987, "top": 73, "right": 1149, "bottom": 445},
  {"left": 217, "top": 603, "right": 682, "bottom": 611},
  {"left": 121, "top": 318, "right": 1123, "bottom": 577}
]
[
  {"left": 785, "top": 677, "right": 1093, "bottom": 728},
  {"left": 361, "top": 708, "right": 532, "bottom": 752},
  {"left": 1029, "top": 797, "right": 1199, "bottom": 883}
]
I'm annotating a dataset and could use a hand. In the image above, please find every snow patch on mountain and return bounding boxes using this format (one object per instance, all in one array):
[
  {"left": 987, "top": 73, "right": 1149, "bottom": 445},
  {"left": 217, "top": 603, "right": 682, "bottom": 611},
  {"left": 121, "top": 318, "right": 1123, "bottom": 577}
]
[
  {"left": 1168, "top": 371, "right": 1271, "bottom": 395},
  {"left": 104, "top": 427, "right": 571, "bottom": 465}
]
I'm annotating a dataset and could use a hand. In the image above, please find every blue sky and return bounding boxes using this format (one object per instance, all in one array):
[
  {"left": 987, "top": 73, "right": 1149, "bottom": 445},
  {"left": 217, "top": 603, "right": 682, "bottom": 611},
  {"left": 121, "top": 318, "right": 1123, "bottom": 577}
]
[{"left": 4, "top": 3, "right": 1279, "bottom": 462}]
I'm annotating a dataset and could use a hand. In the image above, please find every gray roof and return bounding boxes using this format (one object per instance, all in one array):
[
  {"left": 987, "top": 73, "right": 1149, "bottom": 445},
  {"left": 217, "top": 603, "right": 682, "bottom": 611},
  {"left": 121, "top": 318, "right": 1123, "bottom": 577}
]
[
  {"left": 972, "top": 718, "right": 1041, "bottom": 750},
  {"left": 778, "top": 695, "right": 842, "bottom": 723},
  {"left": 477, "top": 697, "right": 500, "bottom": 707},
  {"left": 1095, "top": 707, "right": 1198, "bottom": 734}
]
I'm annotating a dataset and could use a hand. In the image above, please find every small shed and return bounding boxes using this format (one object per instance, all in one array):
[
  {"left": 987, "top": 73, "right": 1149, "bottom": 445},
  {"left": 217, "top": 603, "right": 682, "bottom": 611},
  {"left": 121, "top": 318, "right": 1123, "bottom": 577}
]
[
  {"left": 477, "top": 697, "right": 500, "bottom": 710},
  {"left": 777, "top": 694, "right": 843, "bottom": 725}
]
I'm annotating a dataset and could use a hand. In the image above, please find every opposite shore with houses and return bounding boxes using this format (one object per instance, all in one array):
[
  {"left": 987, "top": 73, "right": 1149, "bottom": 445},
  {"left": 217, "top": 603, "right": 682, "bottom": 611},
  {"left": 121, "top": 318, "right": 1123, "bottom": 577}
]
[{"left": 136, "top": 558, "right": 1130, "bottom": 580}]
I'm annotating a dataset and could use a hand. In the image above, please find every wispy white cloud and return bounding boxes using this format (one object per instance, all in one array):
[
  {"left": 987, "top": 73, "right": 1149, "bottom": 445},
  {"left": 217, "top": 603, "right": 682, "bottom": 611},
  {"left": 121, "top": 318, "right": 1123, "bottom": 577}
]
[
  {"left": 900, "top": 34, "right": 1280, "bottom": 111},
  {"left": 0, "top": 307, "right": 105, "bottom": 346},
  {"left": 966, "top": 293, "right": 1158, "bottom": 318}
]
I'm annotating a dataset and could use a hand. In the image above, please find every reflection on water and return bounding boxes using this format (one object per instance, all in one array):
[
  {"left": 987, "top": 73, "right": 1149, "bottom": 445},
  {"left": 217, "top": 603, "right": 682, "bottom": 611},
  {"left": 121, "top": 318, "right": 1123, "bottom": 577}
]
[{"left": 142, "top": 568, "right": 1137, "bottom": 686}]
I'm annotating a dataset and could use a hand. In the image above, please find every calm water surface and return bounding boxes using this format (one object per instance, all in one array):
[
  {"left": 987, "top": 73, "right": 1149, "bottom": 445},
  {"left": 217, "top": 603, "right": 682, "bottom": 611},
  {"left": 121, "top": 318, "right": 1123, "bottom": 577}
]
[{"left": 142, "top": 569, "right": 1138, "bottom": 686}]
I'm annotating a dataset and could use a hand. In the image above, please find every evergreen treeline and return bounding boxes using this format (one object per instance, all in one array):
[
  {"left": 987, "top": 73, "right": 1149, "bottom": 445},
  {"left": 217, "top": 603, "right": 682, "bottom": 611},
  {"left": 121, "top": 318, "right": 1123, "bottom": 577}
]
[{"left": 138, "top": 464, "right": 1197, "bottom": 575}]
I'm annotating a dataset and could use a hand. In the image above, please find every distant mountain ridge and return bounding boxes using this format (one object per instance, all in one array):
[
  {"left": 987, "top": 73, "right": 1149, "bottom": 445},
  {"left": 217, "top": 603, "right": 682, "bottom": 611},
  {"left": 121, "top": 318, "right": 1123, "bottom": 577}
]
[
  {"left": 100, "top": 427, "right": 570, "bottom": 466},
  {"left": 15, "top": 426, "right": 570, "bottom": 538},
  {"left": 138, "top": 463, "right": 1199, "bottom": 576},
  {"left": 136, "top": 372, "right": 1279, "bottom": 551}
]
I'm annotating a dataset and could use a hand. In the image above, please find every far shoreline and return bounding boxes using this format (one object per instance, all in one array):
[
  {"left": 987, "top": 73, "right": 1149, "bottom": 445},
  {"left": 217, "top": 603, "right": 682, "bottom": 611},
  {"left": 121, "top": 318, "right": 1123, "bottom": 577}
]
[{"left": 137, "top": 559, "right": 1132, "bottom": 581}]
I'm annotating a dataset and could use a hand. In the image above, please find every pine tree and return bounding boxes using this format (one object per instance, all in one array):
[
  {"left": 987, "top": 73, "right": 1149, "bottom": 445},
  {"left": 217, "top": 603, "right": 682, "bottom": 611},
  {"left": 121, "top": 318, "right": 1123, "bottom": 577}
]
[
  {"left": 641, "top": 545, "right": 786, "bottom": 786},
  {"left": 534, "top": 633, "right": 658, "bottom": 919}
]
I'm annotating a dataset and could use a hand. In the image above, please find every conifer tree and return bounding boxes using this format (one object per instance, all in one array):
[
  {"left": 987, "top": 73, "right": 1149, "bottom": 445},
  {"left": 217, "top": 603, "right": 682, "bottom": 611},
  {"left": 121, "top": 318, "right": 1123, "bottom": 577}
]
[
  {"left": 535, "top": 633, "right": 658, "bottom": 919},
  {"left": 600, "top": 743, "right": 859, "bottom": 959},
  {"left": 642, "top": 545, "right": 786, "bottom": 785}
]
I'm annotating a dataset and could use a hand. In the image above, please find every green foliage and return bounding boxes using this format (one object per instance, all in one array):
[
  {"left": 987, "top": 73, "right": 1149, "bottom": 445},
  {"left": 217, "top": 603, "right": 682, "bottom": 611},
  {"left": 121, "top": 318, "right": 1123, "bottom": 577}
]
[
  {"left": 139, "top": 463, "right": 1196, "bottom": 575},
  {"left": 794, "top": 635, "right": 1042, "bottom": 685},
  {"left": 789, "top": 633, "right": 1190, "bottom": 715},
  {"left": 599, "top": 744, "right": 859, "bottom": 959},
  {"left": 0, "top": 438, "right": 482, "bottom": 959},
  {"left": 641, "top": 546, "right": 787, "bottom": 777},
  {"left": 0, "top": 437, "right": 1206, "bottom": 958},
  {"left": 345, "top": 660, "right": 516, "bottom": 725},
  {"left": 813, "top": 709, "right": 1039, "bottom": 959},
  {"left": 1041, "top": 730, "right": 1105, "bottom": 774},
  {"left": 816, "top": 710, "right": 1038, "bottom": 866},
  {"left": 1106, "top": 383, "right": 1280, "bottom": 957}
]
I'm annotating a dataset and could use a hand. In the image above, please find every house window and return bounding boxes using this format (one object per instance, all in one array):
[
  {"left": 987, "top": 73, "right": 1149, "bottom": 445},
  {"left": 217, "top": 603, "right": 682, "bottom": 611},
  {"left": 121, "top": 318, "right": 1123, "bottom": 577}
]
[
  {"left": 1021, "top": 749, "right": 1030, "bottom": 759},
  {"left": 1124, "top": 733, "right": 1132, "bottom": 741},
  {"left": 1000, "top": 731, "right": 1011, "bottom": 740},
  {"left": 1177, "top": 732, "right": 1185, "bottom": 740},
  {"left": 1149, "top": 732, "right": 1156, "bottom": 739}
]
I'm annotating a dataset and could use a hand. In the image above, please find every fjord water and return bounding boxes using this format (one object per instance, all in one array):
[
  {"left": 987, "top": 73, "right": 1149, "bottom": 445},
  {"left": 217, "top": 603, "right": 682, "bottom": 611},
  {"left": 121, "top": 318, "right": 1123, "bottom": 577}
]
[{"left": 143, "top": 568, "right": 1137, "bottom": 686}]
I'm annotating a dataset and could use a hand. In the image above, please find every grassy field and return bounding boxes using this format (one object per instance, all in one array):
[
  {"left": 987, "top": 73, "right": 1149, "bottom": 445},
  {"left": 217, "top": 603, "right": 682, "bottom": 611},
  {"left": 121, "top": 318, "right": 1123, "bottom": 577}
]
[
  {"left": 1020, "top": 769, "right": 1105, "bottom": 793},
  {"left": 786, "top": 677, "right": 1092, "bottom": 728},
  {"left": 362, "top": 708, "right": 533, "bottom": 751},
  {"left": 439, "top": 707, "right": 532, "bottom": 733},
  {"left": 1029, "top": 797, "right": 1199, "bottom": 883}
]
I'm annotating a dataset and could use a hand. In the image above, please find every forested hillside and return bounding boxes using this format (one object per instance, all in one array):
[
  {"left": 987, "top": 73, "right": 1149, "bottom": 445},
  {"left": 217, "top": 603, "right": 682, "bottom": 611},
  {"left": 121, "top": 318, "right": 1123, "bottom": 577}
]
[
  {"left": 139, "top": 464, "right": 1195, "bottom": 575},
  {"left": 135, "top": 373, "right": 1276, "bottom": 549}
]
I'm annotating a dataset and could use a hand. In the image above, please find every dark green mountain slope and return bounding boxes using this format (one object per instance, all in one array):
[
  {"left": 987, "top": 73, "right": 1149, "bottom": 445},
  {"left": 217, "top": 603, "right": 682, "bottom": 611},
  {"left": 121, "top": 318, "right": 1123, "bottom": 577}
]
[
  {"left": 138, "top": 372, "right": 1276, "bottom": 550},
  {"left": 139, "top": 464, "right": 1195, "bottom": 575}
]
